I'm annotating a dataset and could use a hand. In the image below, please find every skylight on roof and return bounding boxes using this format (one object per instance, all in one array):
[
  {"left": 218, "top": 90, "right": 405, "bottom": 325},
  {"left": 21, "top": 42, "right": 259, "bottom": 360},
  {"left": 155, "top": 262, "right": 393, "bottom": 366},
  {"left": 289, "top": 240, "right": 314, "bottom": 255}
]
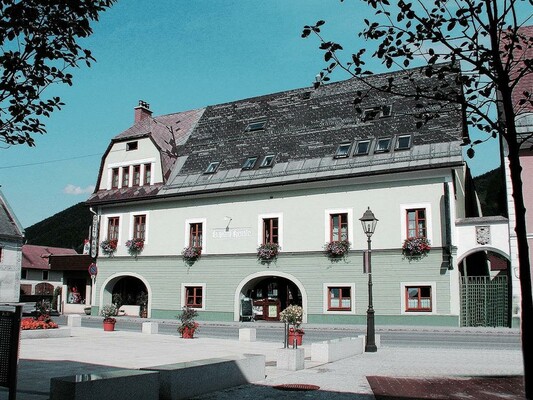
[
  {"left": 204, "top": 161, "right": 221, "bottom": 174},
  {"left": 334, "top": 143, "right": 352, "bottom": 158},
  {"left": 354, "top": 140, "right": 371, "bottom": 155},
  {"left": 396, "top": 135, "right": 411, "bottom": 150},
  {"left": 375, "top": 138, "right": 391, "bottom": 153},
  {"left": 242, "top": 156, "right": 258, "bottom": 170},
  {"left": 245, "top": 120, "right": 266, "bottom": 132},
  {"left": 260, "top": 154, "right": 275, "bottom": 168}
]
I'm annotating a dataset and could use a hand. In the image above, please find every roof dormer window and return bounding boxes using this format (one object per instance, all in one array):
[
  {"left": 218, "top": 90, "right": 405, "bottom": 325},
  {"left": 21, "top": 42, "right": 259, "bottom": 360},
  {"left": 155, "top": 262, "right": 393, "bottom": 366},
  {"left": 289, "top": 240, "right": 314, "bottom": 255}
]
[
  {"left": 126, "top": 141, "right": 138, "bottom": 151},
  {"left": 245, "top": 120, "right": 266, "bottom": 132},
  {"left": 375, "top": 138, "right": 391, "bottom": 153},
  {"left": 334, "top": 143, "right": 352, "bottom": 158},
  {"left": 396, "top": 135, "right": 412, "bottom": 150},
  {"left": 354, "top": 140, "right": 371, "bottom": 155},
  {"left": 204, "top": 161, "right": 221, "bottom": 174},
  {"left": 242, "top": 156, "right": 258, "bottom": 170},
  {"left": 260, "top": 154, "right": 275, "bottom": 168},
  {"left": 361, "top": 105, "right": 392, "bottom": 121}
]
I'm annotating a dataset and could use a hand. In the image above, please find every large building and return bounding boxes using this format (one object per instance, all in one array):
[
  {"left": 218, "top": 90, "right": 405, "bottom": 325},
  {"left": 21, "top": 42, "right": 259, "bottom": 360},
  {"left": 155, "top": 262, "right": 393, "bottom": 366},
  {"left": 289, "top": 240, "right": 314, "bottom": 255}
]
[{"left": 87, "top": 64, "right": 513, "bottom": 326}]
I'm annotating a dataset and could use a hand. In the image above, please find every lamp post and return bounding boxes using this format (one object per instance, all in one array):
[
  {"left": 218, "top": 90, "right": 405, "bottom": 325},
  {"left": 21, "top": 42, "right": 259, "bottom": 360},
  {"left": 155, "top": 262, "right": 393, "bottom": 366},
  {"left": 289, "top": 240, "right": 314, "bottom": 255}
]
[{"left": 360, "top": 207, "right": 378, "bottom": 353}]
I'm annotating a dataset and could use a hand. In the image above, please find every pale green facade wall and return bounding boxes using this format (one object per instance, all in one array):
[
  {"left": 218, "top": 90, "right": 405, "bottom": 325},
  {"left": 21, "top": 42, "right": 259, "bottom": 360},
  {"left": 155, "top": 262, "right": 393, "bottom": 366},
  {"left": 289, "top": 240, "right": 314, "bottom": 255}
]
[{"left": 94, "top": 166, "right": 464, "bottom": 326}]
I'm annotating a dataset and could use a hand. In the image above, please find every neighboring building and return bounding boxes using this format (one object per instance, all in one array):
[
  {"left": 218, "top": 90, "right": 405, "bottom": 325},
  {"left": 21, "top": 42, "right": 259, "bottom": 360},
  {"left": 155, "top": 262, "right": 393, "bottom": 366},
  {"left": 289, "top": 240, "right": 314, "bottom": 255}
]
[
  {"left": 500, "top": 25, "right": 533, "bottom": 317},
  {"left": 87, "top": 64, "right": 512, "bottom": 326},
  {"left": 21, "top": 244, "right": 93, "bottom": 313},
  {"left": 0, "top": 190, "right": 24, "bottom": 303}
]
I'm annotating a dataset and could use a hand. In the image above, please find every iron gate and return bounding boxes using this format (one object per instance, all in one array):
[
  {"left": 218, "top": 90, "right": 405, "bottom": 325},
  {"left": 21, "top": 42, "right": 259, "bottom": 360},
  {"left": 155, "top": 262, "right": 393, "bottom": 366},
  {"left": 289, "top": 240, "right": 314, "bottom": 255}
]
[{"left": 460, "top": 276, "right": 509, "bottom": 327}]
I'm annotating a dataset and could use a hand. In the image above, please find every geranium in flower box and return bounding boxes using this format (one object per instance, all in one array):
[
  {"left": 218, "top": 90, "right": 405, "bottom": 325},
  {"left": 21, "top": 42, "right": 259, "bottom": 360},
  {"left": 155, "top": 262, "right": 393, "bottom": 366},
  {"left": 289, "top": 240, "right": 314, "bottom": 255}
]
[
  {"left": 126, "top": 238, "right": 144, "bottom": 257},
  {"left": 324, "top": 240, "right": 350, "bottom": 260},
  {"left": 182, "top": 246, "right": 202, "bottom": 264},
  {"left": 402, "top": 236, "right": 431, "bottom": 260},
  {"left": 257, "top": 243, "right": 280, "bottom": 263},
  {"left": 100, "top": 238, "right": 118, "bottom": 256}
]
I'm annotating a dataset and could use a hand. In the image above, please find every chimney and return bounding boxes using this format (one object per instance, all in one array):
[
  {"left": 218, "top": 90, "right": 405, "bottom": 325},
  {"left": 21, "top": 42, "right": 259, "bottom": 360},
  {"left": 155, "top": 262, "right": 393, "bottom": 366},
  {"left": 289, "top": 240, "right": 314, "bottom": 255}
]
[{"left": 134, "top": 100, "right": 152, "bottom": 123}]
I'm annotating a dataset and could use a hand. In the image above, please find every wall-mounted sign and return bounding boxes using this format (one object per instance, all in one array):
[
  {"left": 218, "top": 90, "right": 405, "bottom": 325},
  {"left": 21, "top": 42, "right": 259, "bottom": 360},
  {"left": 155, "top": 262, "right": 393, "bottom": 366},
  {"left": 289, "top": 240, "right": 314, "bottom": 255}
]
[
  {"left": 90, "top": 215, "right": 99, "bottom": 258},
  {"left": 212, "top": 228, "right": 252, "bottom": 239}
]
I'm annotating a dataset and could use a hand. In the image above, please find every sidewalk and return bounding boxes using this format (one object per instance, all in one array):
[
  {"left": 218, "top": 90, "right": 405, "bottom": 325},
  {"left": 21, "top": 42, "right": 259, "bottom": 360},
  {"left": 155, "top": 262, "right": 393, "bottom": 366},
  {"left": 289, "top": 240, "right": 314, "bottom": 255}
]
[{"left": 0, "top": 326, "right": 525, "bottom": 400}]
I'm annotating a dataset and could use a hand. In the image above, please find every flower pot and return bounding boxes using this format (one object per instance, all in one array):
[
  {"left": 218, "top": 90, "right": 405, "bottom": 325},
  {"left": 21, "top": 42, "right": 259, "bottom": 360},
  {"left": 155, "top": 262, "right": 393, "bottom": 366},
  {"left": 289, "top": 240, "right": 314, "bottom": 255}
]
[
  {"left": 288, "top": 331, "right": 304, "bottom": 346},
  {"left": 103, "top": 320, "right": 116, "bottom": 331},
  {"left": 84, "top": 307, "right": 92, "bottom": 315},
  {"left": 181, "top": 326, "right": 196, "bottom": 338}
]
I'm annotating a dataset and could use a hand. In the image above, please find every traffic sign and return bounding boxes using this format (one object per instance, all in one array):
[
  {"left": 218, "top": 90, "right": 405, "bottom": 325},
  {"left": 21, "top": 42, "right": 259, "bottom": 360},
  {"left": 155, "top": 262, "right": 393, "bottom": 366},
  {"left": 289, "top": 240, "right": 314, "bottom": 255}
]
[{"left": 88, "top": 263, "right": 98, "bottom": 277}]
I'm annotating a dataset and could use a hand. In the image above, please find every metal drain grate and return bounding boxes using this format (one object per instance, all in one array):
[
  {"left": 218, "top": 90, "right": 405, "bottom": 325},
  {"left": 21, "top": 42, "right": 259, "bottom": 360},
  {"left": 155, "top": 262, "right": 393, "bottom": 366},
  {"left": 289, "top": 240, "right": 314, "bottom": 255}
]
[{"left": 274, "top": 384, "right": 320, "bottom": 391}]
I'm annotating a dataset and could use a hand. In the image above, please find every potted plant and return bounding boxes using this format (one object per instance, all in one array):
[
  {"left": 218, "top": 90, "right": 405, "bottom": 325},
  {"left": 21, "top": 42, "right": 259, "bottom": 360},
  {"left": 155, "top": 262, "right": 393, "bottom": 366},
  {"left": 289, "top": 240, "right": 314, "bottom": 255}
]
[
  {"left": 257, "top": 243, "right": 280, "bottom": 264},
  {"left": 280, "top": 304, "right": 304, "bottom": 346},
  {"left": 324, "top": 240, "right": 351, "bottom": 261},
  {"left": 177, "top": 306, "right": 199, "bottom": 338},
  {"left": 126, "top": 238, "right": 144, "bottom": 258},
  {"left": 182, "top": 246, "right": 202, "bottom": 265},
  {"left": 84, "top": 306, "right": 92, "bottom": 315},
  {"left": 402, "top": 236, "right": 431, "bottom": 260},
  {"left": 100, "top": 238, "right": 118, "bottom": 257},
  {"left": 100, "top": 304, "right": 118, "bottom": 331}
]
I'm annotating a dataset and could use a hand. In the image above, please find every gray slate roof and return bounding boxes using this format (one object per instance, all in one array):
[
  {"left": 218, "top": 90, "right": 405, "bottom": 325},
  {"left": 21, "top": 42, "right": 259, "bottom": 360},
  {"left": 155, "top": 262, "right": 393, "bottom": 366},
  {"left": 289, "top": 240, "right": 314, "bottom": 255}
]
[
  {"left": 0, "top": 190, "right": 24, "bottom": 241},
  {"left": 88, "top": 64, "right": 466, "bottom": 205}
]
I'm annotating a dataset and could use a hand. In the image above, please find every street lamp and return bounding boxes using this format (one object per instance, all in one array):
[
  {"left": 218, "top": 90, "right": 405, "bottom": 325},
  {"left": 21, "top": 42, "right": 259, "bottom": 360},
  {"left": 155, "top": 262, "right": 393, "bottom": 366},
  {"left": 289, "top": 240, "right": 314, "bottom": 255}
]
[{"left": 360, "top": 207, "right": 378, "bottom": 352}]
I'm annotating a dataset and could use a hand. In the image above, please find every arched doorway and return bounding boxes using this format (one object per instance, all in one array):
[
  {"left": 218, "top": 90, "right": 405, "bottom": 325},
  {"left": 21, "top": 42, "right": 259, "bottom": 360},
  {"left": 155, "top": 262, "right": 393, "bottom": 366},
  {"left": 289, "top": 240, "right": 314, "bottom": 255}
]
[
  {"left": 458, "top": 249, "right": 511, "bottom": 327},
  {"left": 100, "top": 273, "right": 151, "bottom": 318},
  {"left": 234, "top": 272, "right": 308, "bottom": 322}
]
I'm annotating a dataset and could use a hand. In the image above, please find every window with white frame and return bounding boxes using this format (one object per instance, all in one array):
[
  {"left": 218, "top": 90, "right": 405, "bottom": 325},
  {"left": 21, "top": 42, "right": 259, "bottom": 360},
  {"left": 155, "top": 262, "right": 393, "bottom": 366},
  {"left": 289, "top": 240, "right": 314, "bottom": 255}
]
[
  {"left": 181, "top": 283, "right": 206, "bottom": 310},
  {"left": 354, "top": 140, "right": 371, "bottom": 155},
  {"left": 107, "top": 216, "right": 120, "bottom": 241},
  {"left": 133, "top": 214, "right": 146, "bottom": 240},
  {"left": 324, "top": 209, "right": 353, "bottom": 244},
  {"left": 400, "top": 203, "right": 432, "bottom": 243},
  {"left": 328, "top": 287, "right": 352, "bottom": 311},
  {"left": 258, "top": 213, "right": 283, "bottom": 248},
  {"left": 401, "top": 282, "right": 436, "bottom": 314},
  {"left": 334, "top": 143, "right": 351, "bottom": 158},
  {"left": 323, "top": 283, "right": 356, "bottom": 314},
  {"left": 143, "top": 163, "right": 152, "bottom": 185},
  {"left": 111, "top": 168, "right": 119, "bottom": 189},
  {"left": 185, "top": 218, "right": 207, "bottom": 252}
]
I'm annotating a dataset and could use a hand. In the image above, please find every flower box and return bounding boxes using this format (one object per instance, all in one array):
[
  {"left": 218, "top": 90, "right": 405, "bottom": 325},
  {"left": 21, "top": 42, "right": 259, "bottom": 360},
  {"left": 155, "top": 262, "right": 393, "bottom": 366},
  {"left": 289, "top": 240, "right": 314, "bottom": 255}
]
[
  {"left": 402, "top": 236, "right": 431, "bottom": 260},
  {"left": 257, "top": 243, "right": 280, "bottom": 263},
  {"left": 126, "top": 238, "right": 144, "bottom": 257},
  {"left": 324, "top": 240, "right": 350, "bottom": 260}
]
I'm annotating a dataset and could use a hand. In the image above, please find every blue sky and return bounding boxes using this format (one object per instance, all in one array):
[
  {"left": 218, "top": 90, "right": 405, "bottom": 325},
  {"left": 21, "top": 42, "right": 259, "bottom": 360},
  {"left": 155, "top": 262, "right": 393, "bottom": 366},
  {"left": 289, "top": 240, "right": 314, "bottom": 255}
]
[{"left": 0, "top": 1, "right": 505, "bottom": 229}]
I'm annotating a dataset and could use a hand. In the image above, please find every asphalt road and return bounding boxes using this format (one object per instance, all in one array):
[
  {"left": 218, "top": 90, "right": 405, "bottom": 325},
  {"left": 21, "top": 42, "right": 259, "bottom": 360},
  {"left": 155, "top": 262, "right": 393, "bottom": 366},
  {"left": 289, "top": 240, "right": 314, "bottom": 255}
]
[{"left": 54, "top": 316, "right": 521, "bottom": 350}]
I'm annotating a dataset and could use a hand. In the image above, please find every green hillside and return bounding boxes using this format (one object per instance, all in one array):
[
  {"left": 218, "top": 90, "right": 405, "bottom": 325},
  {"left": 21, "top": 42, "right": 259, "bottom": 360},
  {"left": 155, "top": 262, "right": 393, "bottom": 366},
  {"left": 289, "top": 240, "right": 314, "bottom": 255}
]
[
  {"left": 473, "top": 167, "right": 507, "bottom": 217},
  {"left": 24, "top": 202, "right": 92, "bottom": 253}
]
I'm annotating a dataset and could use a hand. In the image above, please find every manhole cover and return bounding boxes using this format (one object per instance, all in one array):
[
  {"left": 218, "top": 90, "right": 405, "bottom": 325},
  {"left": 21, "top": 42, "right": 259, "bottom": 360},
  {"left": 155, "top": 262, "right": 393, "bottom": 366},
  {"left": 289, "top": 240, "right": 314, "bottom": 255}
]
[{"left": 274, "top": 384, "right": 320, "bottom": 391}]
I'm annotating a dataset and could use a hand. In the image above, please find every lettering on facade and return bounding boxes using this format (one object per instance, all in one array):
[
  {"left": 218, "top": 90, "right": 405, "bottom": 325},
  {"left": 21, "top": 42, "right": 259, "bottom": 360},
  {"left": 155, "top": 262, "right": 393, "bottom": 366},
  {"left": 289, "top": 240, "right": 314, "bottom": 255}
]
[
  {"left": 476, "top": 225, "right": 491, "bottom": 245},
  {"left": 212, "top": 227, "right": 252, "bottom": 239}
]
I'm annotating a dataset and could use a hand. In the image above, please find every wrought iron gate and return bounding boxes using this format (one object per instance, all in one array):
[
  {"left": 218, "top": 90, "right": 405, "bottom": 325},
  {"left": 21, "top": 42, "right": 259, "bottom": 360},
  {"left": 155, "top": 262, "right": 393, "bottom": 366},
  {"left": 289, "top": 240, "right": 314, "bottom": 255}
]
[{"left": 460, "top": 276, "right": 509, "bottom": 327}]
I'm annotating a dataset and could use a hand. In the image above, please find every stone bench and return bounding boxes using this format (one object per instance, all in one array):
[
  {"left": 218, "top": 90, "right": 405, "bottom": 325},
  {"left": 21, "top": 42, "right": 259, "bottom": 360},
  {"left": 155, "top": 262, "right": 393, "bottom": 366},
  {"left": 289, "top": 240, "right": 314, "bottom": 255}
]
[
  {"left": 311, "top": 335, "right": 381, "bottom": 363},
  {"left": 142, "top": 354, "right": 265, "bottom": 400},
  {"left": 50, "top": 369, "right": 159, "bottom": 400}
]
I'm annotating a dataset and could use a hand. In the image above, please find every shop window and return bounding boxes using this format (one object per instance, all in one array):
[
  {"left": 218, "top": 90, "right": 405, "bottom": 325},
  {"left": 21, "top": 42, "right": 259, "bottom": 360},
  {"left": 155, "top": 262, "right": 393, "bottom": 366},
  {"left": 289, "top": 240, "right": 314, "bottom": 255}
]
[
  {"left": 189, "top": 222, "right": 203, "bottom": 248},
  {"left": 20, "top": 284, "right": 31, "bottom": 295},
  {"left": 133, "top": 165, "right": 141, "bottom": 186},
  {"left": 42, "top": 271, "right": 49, "bottom": 281},
  {"left": 144, "top": 163, "right": 152, "bottom": 185},
  {"left": 407, "top": 208, "right": 427, "bottom": 238},
  {"left": 133, "top": 214, "right": 146, "bottom": 240},
  {"left": 122, "top": 166, "right": 130, "bottom": 187},
  {"left": 67, "top": 279, "right": 86, "bottom": 304},
  {"left": 330, "top": 213, "right": 348, "bottom": 242},
  {"left": 328, "top": 287, "right": 352, "bottom": 310},
  {"left": 107, "top": 217, "right": 120, "bottom": 241},
  {"left": 263, "top": 218, "right": 279, "bottom": 244},
  {"left": 111, "top": 168, "right": 119, "bottom": 189},
  {"left": 405, "top": 286, "right": 432, "bottom": 311},
  {"left": 185, "top": 286, "right": 203, "bottom": 308}
]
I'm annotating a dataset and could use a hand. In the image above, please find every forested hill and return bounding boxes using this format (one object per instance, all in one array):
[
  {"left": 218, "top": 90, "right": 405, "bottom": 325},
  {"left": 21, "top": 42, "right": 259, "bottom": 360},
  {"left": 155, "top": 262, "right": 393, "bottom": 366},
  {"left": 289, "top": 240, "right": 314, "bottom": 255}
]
[
  {"left": 473, "top": 167, "right": 507, "bottom": 217},
  {"left": 24, "top": 202, "right": 92, "bottom": 253}
]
